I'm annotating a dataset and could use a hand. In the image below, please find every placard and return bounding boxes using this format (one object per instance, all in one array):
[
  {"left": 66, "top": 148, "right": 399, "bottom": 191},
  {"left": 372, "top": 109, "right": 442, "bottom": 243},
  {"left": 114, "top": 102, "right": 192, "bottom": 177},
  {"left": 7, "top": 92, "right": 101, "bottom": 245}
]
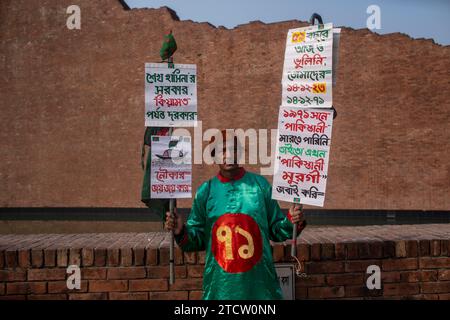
[
  {"left": 281, "top": 23, "right": 333, "bottom": 108},
  {"left": 272, "top": 106, "right": 333, "bottom": 206},
  {"left": 145, "top": 63, "right": 197, "bottom": 127},
  {"left": 150, "top": 136, "right": 192, "bottom": 199}
]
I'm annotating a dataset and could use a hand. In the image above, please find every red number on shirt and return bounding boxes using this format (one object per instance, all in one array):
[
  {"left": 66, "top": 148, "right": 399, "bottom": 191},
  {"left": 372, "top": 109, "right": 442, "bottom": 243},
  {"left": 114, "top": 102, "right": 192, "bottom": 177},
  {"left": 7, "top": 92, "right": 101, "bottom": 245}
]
[{"left": 211, "top": 213, "right": 262, "bottom": 273}]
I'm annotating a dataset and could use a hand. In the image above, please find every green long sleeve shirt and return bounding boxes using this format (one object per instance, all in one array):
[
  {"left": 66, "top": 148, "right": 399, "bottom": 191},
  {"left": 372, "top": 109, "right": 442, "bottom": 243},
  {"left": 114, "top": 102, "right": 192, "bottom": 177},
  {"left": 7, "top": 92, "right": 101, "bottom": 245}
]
[{"left": 175, "top": 168, "right": 304, "bottom": 300}]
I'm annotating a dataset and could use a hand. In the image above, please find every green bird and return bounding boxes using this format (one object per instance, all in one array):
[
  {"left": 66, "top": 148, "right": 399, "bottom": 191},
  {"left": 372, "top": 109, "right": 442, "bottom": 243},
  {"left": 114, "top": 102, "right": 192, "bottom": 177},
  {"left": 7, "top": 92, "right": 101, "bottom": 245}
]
[{"left": 160, "top": 31, "right": 177, "bottom": 61}]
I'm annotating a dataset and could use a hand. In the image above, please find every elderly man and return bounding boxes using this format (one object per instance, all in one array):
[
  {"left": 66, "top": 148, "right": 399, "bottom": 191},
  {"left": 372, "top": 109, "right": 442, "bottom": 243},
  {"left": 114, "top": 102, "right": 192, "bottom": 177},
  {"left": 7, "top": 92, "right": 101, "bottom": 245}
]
[{"left": 165, "top": 130, "right": 306, "bottom": 300}]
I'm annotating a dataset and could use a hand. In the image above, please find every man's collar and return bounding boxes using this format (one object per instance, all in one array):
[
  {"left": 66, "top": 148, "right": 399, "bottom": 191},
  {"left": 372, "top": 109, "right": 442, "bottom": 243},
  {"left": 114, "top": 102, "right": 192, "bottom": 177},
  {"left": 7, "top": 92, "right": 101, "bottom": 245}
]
[{"left": 216, "top": 167, "right": 246, "bottom": 183}]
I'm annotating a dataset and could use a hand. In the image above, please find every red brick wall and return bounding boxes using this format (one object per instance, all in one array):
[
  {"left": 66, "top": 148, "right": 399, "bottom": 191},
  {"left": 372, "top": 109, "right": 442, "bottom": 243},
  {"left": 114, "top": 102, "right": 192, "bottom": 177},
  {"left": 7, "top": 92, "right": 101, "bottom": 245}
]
[
  {"left": 1, "top": 226, "right": 449, "bottom": 300},
  {"left": 0, "top": 0, "right": 449, "bottom": 210}
]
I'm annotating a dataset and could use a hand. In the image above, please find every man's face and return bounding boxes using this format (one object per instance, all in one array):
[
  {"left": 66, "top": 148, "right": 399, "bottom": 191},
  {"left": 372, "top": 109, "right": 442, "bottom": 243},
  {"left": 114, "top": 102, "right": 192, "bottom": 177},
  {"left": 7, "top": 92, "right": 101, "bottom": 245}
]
[{"left": 217, "top": 145, "right": 239, "bottom": 171}]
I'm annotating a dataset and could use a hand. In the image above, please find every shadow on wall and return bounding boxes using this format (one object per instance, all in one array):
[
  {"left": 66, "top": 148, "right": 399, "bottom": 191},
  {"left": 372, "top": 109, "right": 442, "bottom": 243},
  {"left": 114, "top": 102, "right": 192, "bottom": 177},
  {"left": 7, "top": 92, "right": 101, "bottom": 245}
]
[{"left": 0, "top": 207, "right": 449, "bottom": 233}]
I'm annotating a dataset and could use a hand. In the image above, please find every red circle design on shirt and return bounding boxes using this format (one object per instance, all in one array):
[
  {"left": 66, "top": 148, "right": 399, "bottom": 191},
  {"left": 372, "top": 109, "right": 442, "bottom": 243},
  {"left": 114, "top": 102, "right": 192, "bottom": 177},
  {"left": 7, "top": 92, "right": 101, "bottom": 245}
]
[{"left": 211, "top": 213, "right": 263, "bottom": 273}]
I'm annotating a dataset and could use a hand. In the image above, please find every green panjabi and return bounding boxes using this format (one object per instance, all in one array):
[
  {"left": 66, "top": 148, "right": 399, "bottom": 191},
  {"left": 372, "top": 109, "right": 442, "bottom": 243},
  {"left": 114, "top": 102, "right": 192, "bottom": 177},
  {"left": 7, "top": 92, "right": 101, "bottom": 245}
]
[{"left": 175, "top": 169, "right": 297, "bottom": 300}]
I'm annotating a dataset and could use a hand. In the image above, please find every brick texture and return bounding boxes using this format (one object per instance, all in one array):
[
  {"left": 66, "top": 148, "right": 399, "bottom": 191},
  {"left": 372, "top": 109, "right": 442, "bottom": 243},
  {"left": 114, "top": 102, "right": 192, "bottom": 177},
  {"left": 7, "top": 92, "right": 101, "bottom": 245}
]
[
  {"left": 0, "top": 226, "right": 449, "bottom": 300},
  {"left": 0, "top": 2, "right": 448, "bottom": 211}
]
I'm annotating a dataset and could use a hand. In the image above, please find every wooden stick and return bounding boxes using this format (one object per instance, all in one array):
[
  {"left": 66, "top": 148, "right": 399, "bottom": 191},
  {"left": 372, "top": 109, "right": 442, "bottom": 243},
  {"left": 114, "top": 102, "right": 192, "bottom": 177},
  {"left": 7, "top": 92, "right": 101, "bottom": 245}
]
[
  {"left": 169, "top": 197, "right": 175, "bottom": 285},
  {"left": 290, "top": 203, "right": 303, "bottom": 257},
  {"left": 168, "top": 127, "right": 175, "bottom": 285},
  {"left": 167, "top": 57, "right": 175, "bottom": 285}
]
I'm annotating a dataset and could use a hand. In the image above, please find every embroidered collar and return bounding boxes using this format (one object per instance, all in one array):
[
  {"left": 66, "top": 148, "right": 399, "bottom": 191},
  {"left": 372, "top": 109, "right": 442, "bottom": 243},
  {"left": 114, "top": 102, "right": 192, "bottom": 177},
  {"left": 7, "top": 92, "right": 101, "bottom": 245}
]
[{"left": 217, "top": 167, "right": 246, "bottom": 183}]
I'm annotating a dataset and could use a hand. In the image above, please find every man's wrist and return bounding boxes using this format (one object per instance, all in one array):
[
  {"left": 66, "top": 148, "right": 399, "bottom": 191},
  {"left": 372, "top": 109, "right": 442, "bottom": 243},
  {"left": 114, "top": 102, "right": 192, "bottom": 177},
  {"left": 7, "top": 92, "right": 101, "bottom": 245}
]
[
  {"left": 174, "top": 224, "right": 187, "bottom": 243},
  {"left": 174, "top": 224, "right": 184, "bottom": 236}
]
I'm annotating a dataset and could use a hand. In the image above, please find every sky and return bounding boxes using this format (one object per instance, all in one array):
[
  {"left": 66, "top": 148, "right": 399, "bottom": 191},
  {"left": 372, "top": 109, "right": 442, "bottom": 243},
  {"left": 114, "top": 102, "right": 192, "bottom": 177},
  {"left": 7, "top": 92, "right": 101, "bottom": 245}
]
[{"left": 125, "top": 0, "right": 450, "bottom": 45}]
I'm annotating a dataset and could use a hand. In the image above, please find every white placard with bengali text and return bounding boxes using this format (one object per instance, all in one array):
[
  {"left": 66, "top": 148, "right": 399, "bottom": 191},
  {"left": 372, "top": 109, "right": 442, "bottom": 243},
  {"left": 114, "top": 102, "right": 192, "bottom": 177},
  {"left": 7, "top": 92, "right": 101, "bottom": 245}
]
[
  {"left": 145, "top": 63, "right": 197, "bottom": 127},
  {"left": 281, "top": 23, "right": 333, "bottom": 108},
  {"left": 272, "top": 106, "right": 333, "bottom": 206}
]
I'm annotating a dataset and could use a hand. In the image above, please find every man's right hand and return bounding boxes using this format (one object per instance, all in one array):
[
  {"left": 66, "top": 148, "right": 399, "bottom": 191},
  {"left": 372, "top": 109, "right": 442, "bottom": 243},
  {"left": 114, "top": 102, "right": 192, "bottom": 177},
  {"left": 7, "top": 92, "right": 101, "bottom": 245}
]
[{"left": 165, "top": 210, "right": 184, "bottom": 235}]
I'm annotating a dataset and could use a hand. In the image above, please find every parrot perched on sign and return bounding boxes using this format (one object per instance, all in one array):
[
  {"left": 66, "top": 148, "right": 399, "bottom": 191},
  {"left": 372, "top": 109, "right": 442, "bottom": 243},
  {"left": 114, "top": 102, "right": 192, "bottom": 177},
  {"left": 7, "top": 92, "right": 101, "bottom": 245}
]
[{"left": 160, "top": 31, "right": 177, "bottom": 61}]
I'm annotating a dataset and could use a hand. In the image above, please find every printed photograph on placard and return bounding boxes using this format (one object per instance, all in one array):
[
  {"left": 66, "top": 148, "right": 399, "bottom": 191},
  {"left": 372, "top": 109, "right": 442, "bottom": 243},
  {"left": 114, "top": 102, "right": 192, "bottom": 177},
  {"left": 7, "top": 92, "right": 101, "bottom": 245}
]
[{"left": 150, "top": 135, "right": 192, "bottom": 199}]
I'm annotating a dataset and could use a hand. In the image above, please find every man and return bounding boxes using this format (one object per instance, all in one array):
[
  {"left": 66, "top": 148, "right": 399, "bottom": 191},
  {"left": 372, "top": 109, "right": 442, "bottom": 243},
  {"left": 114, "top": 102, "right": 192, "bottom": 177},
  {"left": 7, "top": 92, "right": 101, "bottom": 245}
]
[{"left": 165, "top": 130, "right": 306, "bottom": 300}]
